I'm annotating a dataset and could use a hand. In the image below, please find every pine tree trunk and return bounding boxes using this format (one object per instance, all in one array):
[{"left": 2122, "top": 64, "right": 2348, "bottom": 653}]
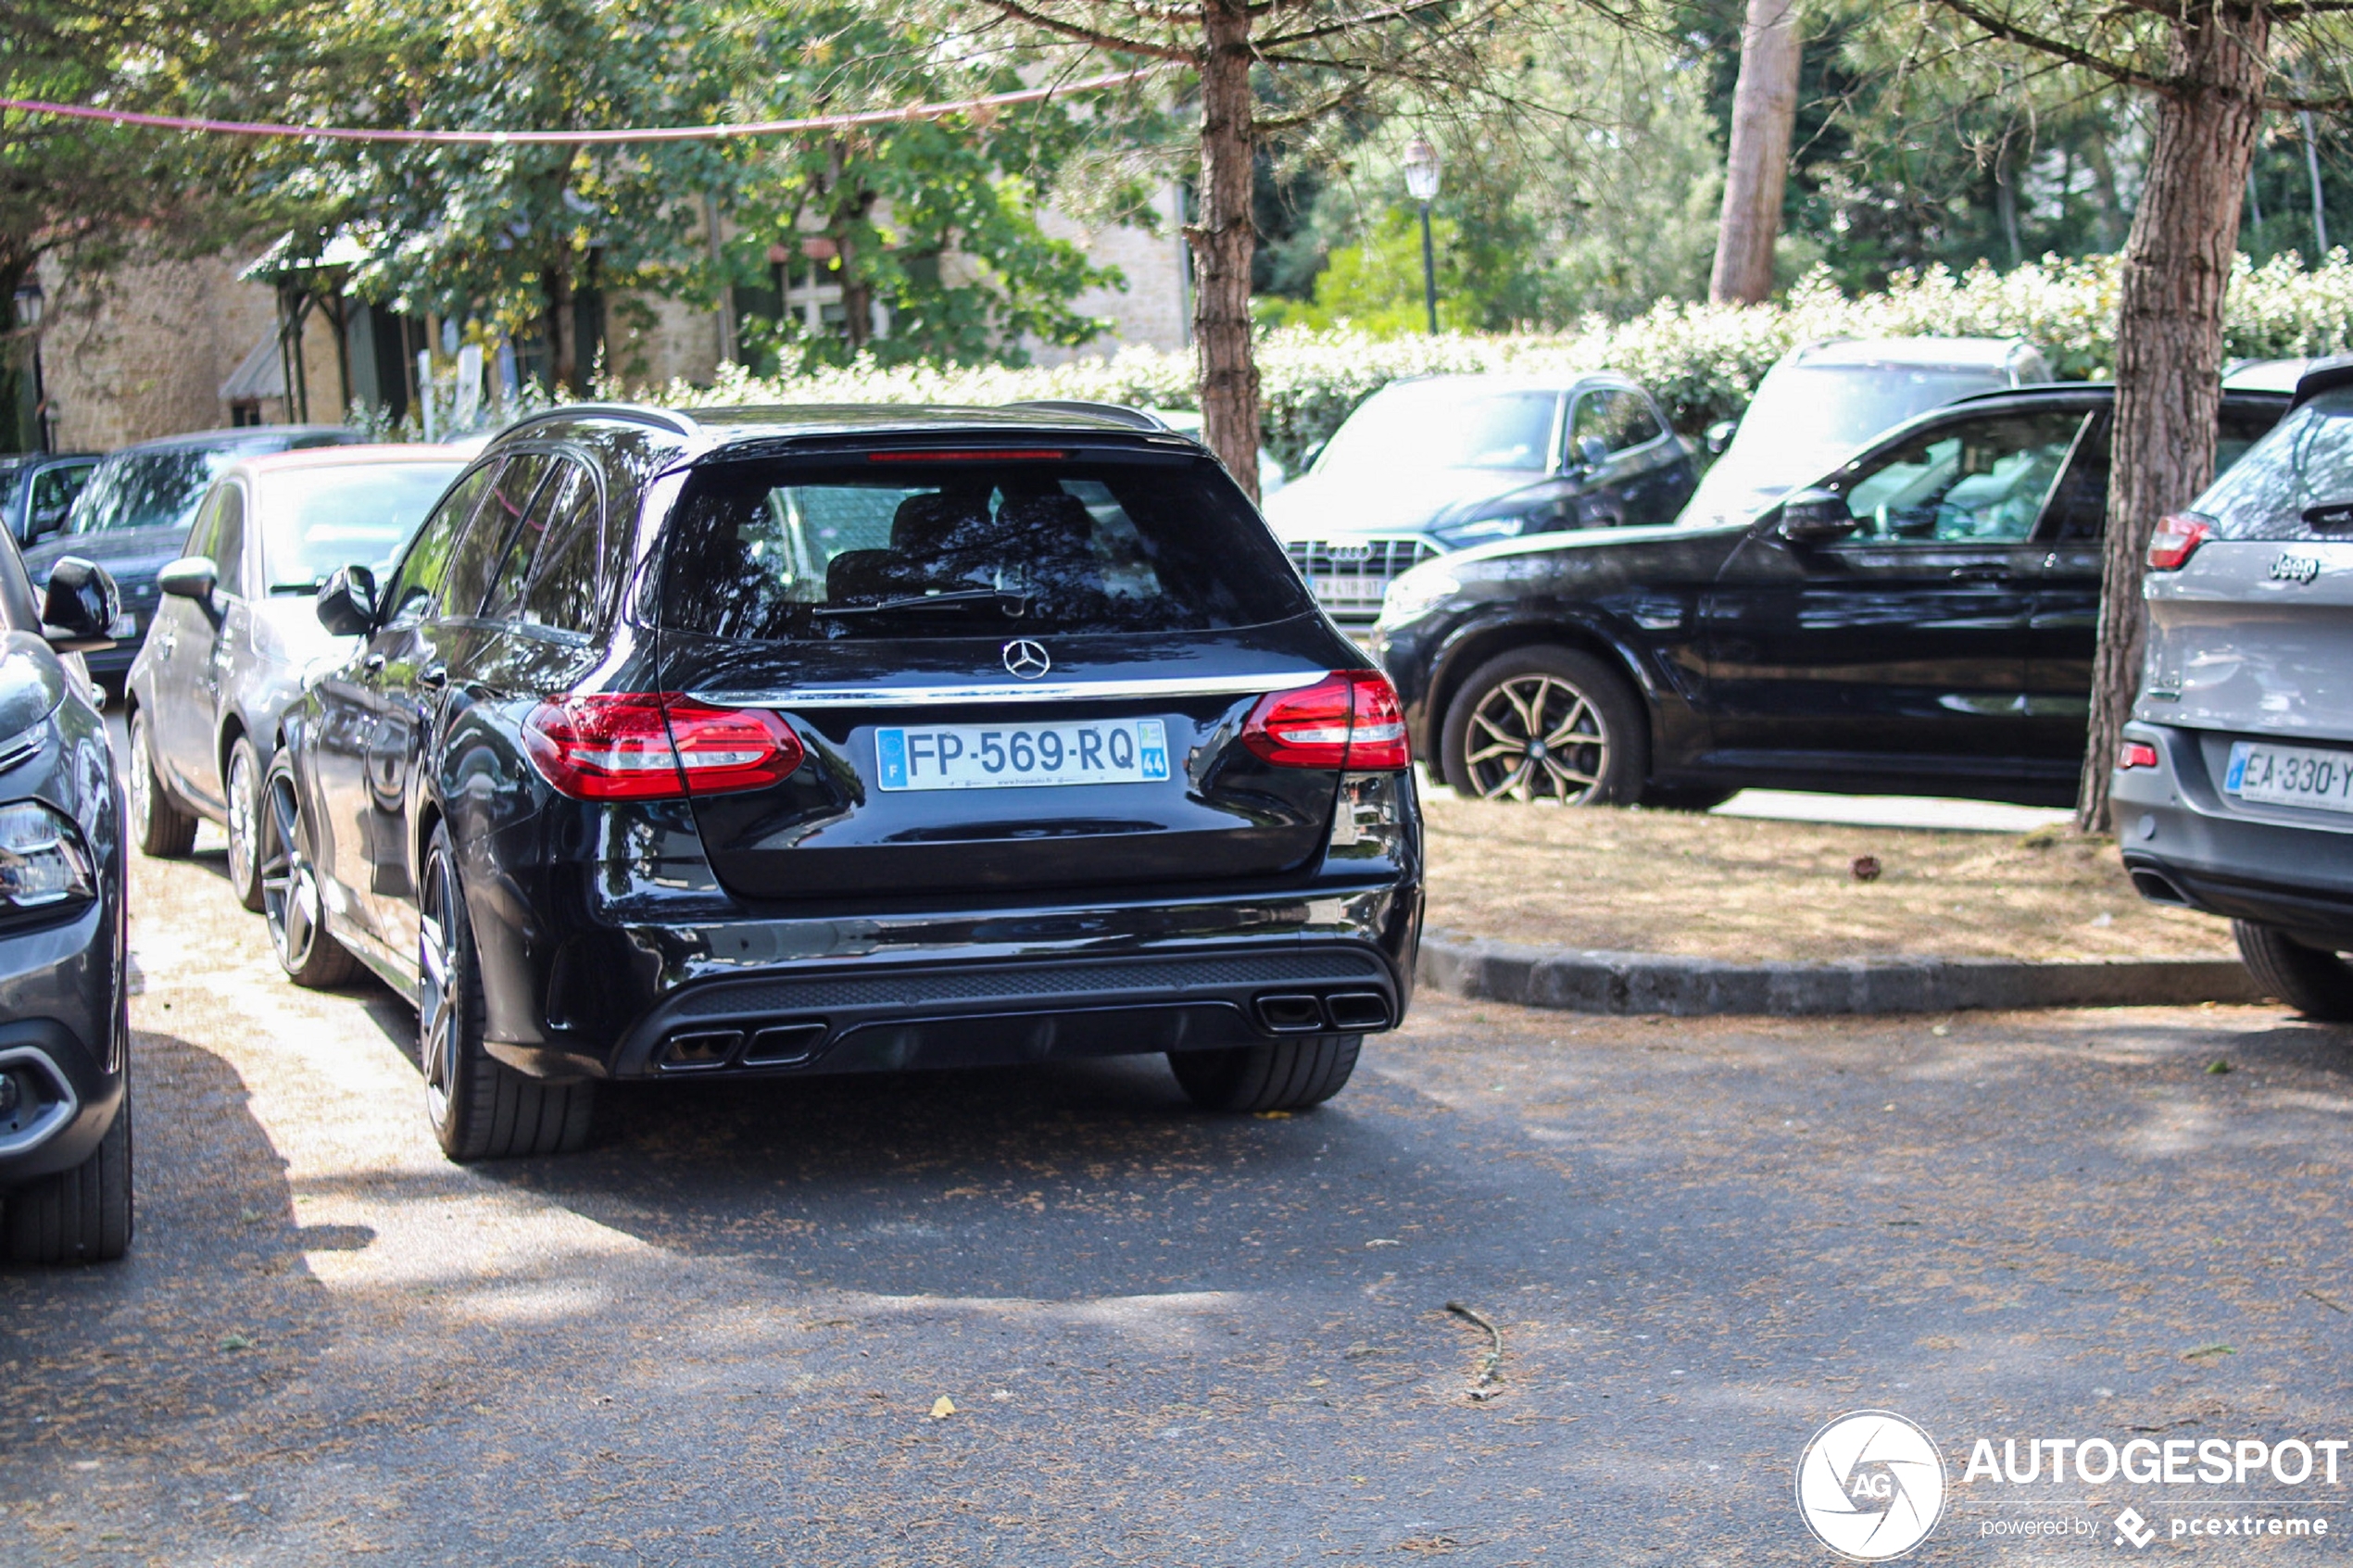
[
  {"left": 1709, "top": 0, "right": 1802, "bottom": 305},
  {"left": 1189, "top": 0, "right": 1261, "bottom": 500},
  {"left": 2077, "top": 0, "right": 2270, "bottom": 831}
]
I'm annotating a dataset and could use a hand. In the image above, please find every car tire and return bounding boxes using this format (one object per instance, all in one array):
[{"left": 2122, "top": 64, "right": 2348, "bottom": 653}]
[
  {"left": 126, "top": 707, "right": 196, "bottom": 859},
  {"left": 1168, "top": 1035, "right": 1361, "bottom": 1113},
  {"left": 1440, "top": 646, "right": 1648, "bottom": 805},
  {"left": 3, "top": 1085, "right": 132, "bottom": 1265},
  {"left": 419, "top": 824, "right": 593, "bottom": 1161},
  {"left": 223, "top": 736, "right": 265, "bottom": 911},
  {"left": 2233, "top": 921, "right": 2353, "bottom": 1022},
  {"left": 258, "top": 752, "right": 359, "bottom": 989}
]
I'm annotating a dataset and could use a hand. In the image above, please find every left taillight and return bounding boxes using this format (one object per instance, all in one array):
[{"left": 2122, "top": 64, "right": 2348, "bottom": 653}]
[
  {"left": 1241, "top": 671, "right": 1411, "bottom": 771},
  {"left": 522, "top": 694, "right": 804, "bottom": 800},
  {"left": 2147, "top": 512, "right": 2213, "bottom": 571}
]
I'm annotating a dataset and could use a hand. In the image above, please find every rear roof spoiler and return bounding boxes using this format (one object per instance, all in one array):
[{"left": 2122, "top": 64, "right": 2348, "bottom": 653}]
[{"left": 2292, "top": 354, "right": 2353, "bottom": 410}]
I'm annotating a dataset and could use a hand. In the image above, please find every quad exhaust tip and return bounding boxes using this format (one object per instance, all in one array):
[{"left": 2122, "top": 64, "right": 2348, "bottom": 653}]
[
  {"left": 660, "top": 1021, "right": 832, "bottom": 1073},
  {"left": 1253, "top": 990, "right": 1394, "bottom": 1035}
]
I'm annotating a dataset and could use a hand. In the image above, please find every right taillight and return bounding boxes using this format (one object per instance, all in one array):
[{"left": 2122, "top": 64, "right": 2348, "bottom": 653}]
[
  {"left": 1241, "top": 671, "right": 1410, "bottom": 771},
  {"left": 2117, "top": 740, "right": 2159, "bottom": 771},
  {"left": 2146, "top": 512, "right": 2212, "bottom": 571},
  {"left": 522, "top": 694, "right": 803, "bottom": 800}
]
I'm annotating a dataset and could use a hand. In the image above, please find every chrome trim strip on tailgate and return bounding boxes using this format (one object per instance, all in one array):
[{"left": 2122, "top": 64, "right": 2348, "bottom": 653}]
[{"left": 697, "top": 671, "right": 1330, "bottom": 709}]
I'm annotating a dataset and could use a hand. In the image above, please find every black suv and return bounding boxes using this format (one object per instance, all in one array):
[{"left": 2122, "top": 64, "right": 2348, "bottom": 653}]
[
  {"left": 259, "top": 405, "right": 1422, "bottom": 1160},
  {"left": 1375, "top": 383, "right": 2288, "bottom": 808}
]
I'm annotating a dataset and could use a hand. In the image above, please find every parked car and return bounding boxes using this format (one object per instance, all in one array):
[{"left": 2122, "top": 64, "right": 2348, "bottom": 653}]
[
  {"left": 258, "top": 404, "right": 1422, "bottom": 1160},
  {"left": 0, "top": 524, "right": 132, "bottom": 1261},
  {"left": 0, "top": 452, "right": 101, "bottom": 546},
  {"left": 1374, "top": 382, "right": 2288, "bottom": 809},
  {"left": 22, "top": 425, "right": 366, "bottom": 696},
  {"left": 2115, "top": 356, "right": 2353, "bottom": 1017},
  {"left": 1679, "top": 337, "right": 2054, "bottom": 529},
  {"left": 123, "top": 446, "right": 469, "bottom": 911},
  {"left": 1263, "top": 374, "right": 1697, "bottom": 629}
]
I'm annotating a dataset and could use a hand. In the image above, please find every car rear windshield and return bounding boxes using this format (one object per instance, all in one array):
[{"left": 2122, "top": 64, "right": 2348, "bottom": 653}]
[
  {"left": 659, "top": 451, "right": 1311, "bottom": 640},
  {"left": 258, "top": 461, "right": 463, "bottom": 592},
  {"left": 2196, "top": 387, "right": 2353, "bottom": 539}
]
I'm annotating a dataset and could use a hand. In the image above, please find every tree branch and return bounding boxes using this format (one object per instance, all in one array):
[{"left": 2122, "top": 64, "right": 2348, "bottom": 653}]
[
  {"left": 1255, "top": 0, "right": 1471, "bottom": 49},
  {"left": 1918, "top": 0, "right": 2175, "bottom": 94},
  {"left": 966, "top": 1, "right": 1197, "bottom": 63}
]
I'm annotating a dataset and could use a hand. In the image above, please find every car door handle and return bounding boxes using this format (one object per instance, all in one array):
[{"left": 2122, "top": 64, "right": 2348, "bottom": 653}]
[
  {"left": 363, "top": 652, "right": 386, "bottom": 674},
  {"left": 1949, "top": 565, "right": 2013, "bottom": 582},
  {"left": 418, "top": 664, "right": 447, "bottom": 690}
]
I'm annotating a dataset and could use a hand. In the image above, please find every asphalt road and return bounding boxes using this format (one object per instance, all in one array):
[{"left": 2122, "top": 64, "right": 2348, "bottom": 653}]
[{"left": 6, "top": 838, "right": 2353, "bottom": 1565}]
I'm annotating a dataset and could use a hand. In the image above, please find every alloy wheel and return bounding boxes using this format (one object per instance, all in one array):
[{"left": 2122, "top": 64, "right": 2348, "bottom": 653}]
[
  {"left": 258, "top": 771, "right": 321, "bottom": 968},
  {"left": 1461, "top": 673, "right": 1610, "bottom": 803},
  {"left": 418, "top": 854, "right": 462, "bottom": 1132},
  {"left": 225, "top": 748, "right": 256, "bottom": 897},
  {"left": 127, "top": 716, "right": 156, "bottom": 833}
]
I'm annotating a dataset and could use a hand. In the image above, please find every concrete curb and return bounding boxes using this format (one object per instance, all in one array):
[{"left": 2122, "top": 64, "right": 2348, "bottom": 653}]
[{"left": 1417, "top": 933, "right": 2263, "bottom": 1016}]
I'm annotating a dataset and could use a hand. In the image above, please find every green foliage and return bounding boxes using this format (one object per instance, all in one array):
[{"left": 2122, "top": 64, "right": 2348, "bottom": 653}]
[
  {"left": 722, "top": 6, "right": 1136, "bottom": 372},
  {"left": 618, "top": 252, "right": 2353, "bottom": 472},
  {"left": 1254, "top": 207, "right": 1481, "bottom": 333}
]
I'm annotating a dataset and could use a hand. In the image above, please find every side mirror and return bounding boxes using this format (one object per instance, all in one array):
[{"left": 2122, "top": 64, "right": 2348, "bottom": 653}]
[
  {"left": 157, "top": 556, "right": 219, "bottom": 601},
  {"left": 40, "top": 556, "right": 120, "bottom": 653},
  {"left": 1777, "top": 488, "right": 1861, "bottom": 544},
  {"left": 28, "top": 504, "right": 68, "bottom": 542},
  {"left": 1300, "top": 439, "right": 1327, "bottom": 473},
  {"left": 1572, "top": 435, "right": 1610, "bottom": 471},
  {"left": 1705, "top": 419, "right": 1739, "bottom": 457},
  {"left": 315, "top": 564, "right": 377, "bottom": 637}
]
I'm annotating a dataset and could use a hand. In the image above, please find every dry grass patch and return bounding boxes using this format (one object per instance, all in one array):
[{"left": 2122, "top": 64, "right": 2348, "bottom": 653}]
[{"left": 1419, "top": 791, "right": 2234, "bottom": 963}]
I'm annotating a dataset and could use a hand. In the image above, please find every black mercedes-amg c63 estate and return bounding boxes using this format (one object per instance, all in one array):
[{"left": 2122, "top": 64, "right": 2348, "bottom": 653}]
[{"left": 259, "top": 403, "right": 1423, "bottom": 1160}]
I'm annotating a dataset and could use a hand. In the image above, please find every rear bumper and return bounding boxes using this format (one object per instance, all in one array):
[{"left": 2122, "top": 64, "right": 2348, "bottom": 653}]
[
  {"left": 2113, "top": 720, "right": 2353, "bottom": 947},
  {"left": 484, "top": 882, "right": 1422, "bottom": 1084}
]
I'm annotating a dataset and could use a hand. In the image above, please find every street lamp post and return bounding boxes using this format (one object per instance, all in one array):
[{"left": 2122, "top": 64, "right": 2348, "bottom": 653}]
[
  {"left": 1403, "top": 135, "right": 1441, "bottom": 335},
  {"left": 12, "top": 279, "right": 47, "bottom": 454}
]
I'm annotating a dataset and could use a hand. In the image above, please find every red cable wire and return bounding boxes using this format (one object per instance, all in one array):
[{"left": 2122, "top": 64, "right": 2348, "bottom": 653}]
[{"left": 0, "top": 67, "right": 1159, "bottom": 145}]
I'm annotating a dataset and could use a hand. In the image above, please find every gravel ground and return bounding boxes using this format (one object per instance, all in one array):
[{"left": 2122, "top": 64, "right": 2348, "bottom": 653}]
[
  {"left": 1421, "top": 792, "right": 2235, "bottom": 964},
  {"left": 4, "top": 846, "right": 2349, "bottom": 1564}
]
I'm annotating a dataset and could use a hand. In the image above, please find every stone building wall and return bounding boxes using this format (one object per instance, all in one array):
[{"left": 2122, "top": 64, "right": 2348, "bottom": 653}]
[{"left": 36, "top": 246, "right": 346, "bottom": 451}]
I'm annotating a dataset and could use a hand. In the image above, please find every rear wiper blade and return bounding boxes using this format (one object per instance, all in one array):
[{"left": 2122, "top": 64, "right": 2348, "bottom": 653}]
[
  {"left": 2303, "top": 500, "right": 2353, "bottom": 532},
  {"left": 812, "top": 588, "right": 1029, "bottom": 619}
]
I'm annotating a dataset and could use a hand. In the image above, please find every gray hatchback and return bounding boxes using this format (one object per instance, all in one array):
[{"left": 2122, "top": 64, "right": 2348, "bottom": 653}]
[{"left": 2117, "top": 355, "right": 2353, "bottom": 1015}]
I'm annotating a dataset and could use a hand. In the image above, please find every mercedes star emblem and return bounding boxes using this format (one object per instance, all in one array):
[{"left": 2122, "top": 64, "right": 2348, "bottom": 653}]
[{"left": 1002, "top": 639, "right": 1051, "bottom": 680}]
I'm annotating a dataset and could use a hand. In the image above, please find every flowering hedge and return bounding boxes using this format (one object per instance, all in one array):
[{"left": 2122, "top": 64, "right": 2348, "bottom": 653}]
[{"left": 635, "top": 251, "right": 2353, "bottom": 471}]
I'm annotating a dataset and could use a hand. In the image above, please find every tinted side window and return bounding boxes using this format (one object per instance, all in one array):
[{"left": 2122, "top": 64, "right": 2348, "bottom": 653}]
[
  {"left": 381, "top": 465, "right": 494, "bottom": 629},
  {"left": 2050, "top": 404, "right": 2286, "bottom": 541},
  {"left": 1840, "top": 411, "right": 2087, "bottom": 544},
  {"left": 210, "top": 485, "right": 247, "bottom": 596},
  {"left": 28, "top": 463, "right": 89, "bottom": 528},
  {"left": 1572, "top": 391, "right": 1664, "bottom": 457},
  {"left": 517, "top": 466, "right": 606, "bottom": 635},
  {"left": 445, "top": 455, "right": 551, "bottom": 620}
]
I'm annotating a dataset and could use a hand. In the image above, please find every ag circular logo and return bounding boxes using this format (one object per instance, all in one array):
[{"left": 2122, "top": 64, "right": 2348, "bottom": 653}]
[
  {"left": 1795, "top": 1410, "right": 1947, "bottom": 1561},
  {"left": 1002, "top": 639, "right": 1051, "bottom": 680}
]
